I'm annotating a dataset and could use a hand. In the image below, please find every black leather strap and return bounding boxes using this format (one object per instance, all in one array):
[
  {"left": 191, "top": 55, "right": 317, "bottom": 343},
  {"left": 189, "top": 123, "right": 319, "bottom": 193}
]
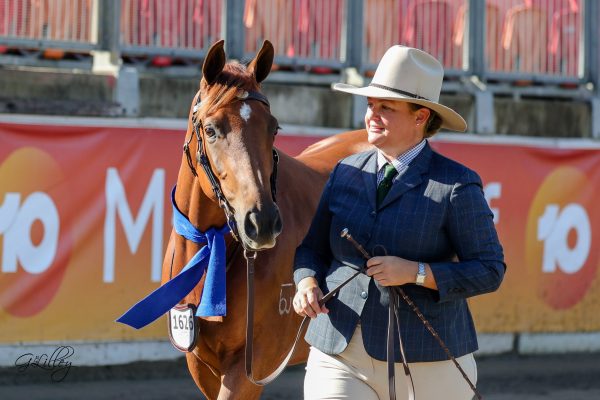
[
  {"left": 388, "top": 289, "right": 415, "bottom": 400},
  {"left": 369, "top": 83, "right": 431, "bottom": 101}
]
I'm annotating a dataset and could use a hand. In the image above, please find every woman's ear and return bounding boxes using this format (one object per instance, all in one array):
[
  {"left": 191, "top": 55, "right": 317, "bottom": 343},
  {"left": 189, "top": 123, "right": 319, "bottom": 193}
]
[{"left": 415, "top": 107, "right": 431, "bottom": 126}]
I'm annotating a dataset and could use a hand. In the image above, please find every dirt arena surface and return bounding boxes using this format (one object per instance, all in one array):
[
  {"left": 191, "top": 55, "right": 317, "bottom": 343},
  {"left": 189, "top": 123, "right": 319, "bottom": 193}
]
[{"left": 1, "top": 352, "right": 600, "bottom": 399}]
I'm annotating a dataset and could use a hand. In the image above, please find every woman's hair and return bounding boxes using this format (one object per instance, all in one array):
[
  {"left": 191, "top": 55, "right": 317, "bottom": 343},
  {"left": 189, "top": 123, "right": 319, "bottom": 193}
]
[{"left": 408, "top": 103, "right": 442, "bottom": 138}]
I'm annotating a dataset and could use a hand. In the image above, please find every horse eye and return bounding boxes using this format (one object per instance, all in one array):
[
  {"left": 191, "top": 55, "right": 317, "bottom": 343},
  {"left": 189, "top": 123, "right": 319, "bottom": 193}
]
[{"left": 204, "top": 127, "right": 216, "bottom": 138}]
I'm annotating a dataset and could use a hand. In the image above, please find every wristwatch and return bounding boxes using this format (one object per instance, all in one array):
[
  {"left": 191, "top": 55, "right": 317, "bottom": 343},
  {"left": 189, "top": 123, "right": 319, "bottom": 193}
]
[{"left": 415, "top": 262, "right": 426, "bottom": 286}]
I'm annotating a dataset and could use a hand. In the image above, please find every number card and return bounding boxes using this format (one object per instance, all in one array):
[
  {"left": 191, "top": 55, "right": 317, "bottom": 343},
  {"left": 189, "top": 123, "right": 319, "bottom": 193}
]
[{"left": 168, "top": 304, "right": 199, "bottom": 352}]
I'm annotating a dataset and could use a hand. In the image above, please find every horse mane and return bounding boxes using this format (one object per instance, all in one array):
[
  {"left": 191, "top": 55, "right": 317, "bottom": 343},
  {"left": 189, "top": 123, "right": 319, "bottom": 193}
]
[{"left": 198, "top": 62, "right": 261, "bottom": 118}]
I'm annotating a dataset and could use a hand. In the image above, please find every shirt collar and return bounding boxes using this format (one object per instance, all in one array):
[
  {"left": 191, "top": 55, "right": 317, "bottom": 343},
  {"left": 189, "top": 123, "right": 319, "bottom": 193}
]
[{"left": 377, "top": 139, "right": 427, "bottom": 174}]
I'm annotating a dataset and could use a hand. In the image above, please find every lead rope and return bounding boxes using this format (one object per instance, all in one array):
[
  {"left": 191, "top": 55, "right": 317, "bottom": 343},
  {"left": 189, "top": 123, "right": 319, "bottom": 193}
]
[
  {"left": 244, "top": 246, "right": 363, "bottom": 385},
  {"left": 244, "top": 249, "right": 304, "bottom": 385}
]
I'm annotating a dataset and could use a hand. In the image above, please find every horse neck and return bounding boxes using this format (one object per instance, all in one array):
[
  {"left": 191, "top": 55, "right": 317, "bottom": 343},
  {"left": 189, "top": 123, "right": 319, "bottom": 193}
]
[
  {"left": 276, "top": 151, "right": 329, "bottom": 225},
  {"left": 174, "top": 154, "right": 227, "bottom": 233}
]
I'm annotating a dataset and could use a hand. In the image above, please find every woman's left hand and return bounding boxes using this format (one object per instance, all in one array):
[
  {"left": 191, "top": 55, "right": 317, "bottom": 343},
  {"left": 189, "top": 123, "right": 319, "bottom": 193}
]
[{"left": 365, "top": 256, "right": 417, "bottom": 286}]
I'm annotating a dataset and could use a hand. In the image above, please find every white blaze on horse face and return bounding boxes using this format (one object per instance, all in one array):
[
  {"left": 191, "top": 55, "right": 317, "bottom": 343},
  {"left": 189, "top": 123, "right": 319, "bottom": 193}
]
[{"left": 239, "top": 102, "right": 252, "bottom": 122}]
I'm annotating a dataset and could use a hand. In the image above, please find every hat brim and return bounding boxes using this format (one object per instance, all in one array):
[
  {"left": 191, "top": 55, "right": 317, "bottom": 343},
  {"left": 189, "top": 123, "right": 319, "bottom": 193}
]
[{"left": 333, "top": 83, "right": 467, "bottom": 132}]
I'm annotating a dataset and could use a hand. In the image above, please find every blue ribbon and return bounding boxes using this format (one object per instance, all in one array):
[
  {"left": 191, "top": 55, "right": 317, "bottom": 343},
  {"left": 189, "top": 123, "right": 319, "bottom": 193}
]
[{"left": 117, "top": 186, "right": 230, "bottom": 329}]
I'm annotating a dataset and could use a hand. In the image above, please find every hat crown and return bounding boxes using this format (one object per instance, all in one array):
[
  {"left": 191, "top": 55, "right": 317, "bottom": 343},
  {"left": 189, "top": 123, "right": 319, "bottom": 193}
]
[{"left": 371, "top": 46, "right": 443, "bottom": 102}]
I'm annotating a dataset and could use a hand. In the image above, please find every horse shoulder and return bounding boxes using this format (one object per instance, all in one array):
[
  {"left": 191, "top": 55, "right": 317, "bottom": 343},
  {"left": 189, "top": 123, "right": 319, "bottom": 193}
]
[{"left": 160, "top": 230, "right": 177, "bottom": 285}]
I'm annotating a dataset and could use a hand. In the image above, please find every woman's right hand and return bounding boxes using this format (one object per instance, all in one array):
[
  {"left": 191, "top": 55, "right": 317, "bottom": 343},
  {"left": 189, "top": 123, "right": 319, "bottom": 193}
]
[{"left": 293, "top": 277, "right": 329, "bottom": 318}]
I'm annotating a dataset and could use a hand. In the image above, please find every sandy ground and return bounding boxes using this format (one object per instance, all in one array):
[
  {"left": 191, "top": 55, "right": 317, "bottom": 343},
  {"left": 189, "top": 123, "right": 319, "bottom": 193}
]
[{"left": 1, "top": 352, "right": 600, "bottom": 399}]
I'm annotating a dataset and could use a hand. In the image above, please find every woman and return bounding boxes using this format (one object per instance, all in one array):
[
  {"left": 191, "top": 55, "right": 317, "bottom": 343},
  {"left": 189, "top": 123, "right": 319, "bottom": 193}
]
[{"left": 293, "top": 45, "right": 505, "bottom": 400}]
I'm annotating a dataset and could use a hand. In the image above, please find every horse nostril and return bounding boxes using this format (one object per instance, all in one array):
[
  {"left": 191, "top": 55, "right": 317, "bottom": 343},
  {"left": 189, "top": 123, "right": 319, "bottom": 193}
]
[{"left": 245, "top": 211, "right": 259, "bottom": 240}]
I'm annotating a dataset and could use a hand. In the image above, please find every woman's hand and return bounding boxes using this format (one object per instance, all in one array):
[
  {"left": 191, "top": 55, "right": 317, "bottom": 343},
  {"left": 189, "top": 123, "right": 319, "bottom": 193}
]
[
  {"left": 366, "top": 256, "right": 418, "bottom": 286},
  {"left": 293, "top": 277, "right": 329, "bottom": 318}
]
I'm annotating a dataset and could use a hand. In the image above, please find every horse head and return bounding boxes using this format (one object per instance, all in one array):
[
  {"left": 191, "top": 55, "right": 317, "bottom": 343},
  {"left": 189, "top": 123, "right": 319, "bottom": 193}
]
[{"left": 189, "top": 40, "right": 282, "bottom": 251}]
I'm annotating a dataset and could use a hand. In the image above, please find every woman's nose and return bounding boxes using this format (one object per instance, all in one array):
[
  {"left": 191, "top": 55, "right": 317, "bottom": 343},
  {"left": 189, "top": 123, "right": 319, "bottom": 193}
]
[{"left": 367, "top": 108, "right": 380, "bottom": 120}]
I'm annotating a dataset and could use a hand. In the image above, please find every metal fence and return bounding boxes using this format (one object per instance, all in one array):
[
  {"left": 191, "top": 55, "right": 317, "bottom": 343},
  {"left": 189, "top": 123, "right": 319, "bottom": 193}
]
[
  {"left": 243, "top": 0, "right": 346, "bottom": 69},
  {"left": 119, "top": 0, "right": 222, "bottom": 62},
  {"left": 0, "top": 0, "right": 597, "bottom": 85},
  {"left": 0, "top": 0, "right": 97, "bottom": 53}
]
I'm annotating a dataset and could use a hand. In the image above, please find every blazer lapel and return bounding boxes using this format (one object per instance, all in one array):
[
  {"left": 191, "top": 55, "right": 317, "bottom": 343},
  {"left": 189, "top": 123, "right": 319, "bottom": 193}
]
[
  {"left": 360, "top": 150, "right": 379, "bottom": 211},
  {"left": 378, "top": 142, "right": 433, "bottom": 209}
]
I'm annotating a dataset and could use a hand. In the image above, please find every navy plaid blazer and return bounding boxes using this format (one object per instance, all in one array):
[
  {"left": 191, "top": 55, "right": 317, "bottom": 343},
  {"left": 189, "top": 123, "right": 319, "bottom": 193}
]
[{"left": 294, "top": 142, "right": 505, "bottom": 363}]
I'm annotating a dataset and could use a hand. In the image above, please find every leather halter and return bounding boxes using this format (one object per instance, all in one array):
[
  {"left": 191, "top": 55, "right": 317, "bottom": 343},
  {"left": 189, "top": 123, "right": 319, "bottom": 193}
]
[{"left": 183, "top": 89, "right": 279, "bottom": 241}]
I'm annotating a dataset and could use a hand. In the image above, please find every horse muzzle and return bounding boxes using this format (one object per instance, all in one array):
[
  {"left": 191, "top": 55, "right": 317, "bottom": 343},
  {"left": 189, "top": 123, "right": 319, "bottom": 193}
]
[{"left": 240, "top": 204, "right": 282, "bottom": 250}]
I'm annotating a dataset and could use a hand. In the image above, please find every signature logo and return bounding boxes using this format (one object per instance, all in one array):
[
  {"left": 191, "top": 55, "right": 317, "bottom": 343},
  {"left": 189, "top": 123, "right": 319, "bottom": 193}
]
[{"left": 14, "top": 346, "right": 74, "bottom": 382}]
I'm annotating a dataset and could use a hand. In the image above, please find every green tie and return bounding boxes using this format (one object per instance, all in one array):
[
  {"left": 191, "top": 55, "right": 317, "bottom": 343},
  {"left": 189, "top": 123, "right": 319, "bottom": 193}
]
[{"left": 377, "top": 163, "right": 398, "bottom": 207}]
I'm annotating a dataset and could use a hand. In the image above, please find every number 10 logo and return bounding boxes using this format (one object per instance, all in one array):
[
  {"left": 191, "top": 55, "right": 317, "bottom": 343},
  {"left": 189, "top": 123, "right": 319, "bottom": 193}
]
[
  {"left": 537, "top": 203, "right": 591, "bottom": 275},
  {"left": 0, "top": 192, "right": 59, "bottom": 274}
]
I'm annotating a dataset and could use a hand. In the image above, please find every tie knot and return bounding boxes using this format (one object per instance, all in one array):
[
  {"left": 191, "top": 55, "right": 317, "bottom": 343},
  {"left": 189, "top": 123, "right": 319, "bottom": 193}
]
[{"left": 382, "top": 163, "right": 398, "bottom": 182}]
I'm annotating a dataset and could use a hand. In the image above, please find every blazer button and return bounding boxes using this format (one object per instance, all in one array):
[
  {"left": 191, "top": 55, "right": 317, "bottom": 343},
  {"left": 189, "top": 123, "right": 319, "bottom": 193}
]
[
  {"left": 360, "top": 291, "right": 368, "bottom": 299},
  {"left": 370, "top": 211, "right": 376, "bottom": 217}
]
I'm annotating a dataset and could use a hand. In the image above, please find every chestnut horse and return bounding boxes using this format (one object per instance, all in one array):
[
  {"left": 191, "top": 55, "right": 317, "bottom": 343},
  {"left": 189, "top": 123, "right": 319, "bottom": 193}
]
[{"left": 163, "top": 40, "right": 371, "bottom": 399}]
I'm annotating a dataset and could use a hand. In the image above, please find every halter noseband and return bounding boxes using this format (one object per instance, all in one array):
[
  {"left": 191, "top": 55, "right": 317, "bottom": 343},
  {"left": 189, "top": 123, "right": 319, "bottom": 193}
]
[{"left": 183, "top": 90, "right": 279, "bottom": 242}]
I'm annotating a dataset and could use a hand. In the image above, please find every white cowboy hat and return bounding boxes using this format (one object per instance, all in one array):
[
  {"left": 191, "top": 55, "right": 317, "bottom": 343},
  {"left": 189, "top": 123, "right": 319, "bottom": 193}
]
[{"left": 333, "top": 45, "right": 467, "bottom": 132}]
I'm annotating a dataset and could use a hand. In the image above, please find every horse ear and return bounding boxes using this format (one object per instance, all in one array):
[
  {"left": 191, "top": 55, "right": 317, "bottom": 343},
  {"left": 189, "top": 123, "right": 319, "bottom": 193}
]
[
  {"left": 247, "top": 40, "right": 274, "bottom": 84},
  {"left": 202, "top": 40, "right": 226, "bottom": 85}
]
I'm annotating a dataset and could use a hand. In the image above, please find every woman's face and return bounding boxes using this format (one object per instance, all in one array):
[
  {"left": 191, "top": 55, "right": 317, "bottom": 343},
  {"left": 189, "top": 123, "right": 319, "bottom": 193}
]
[{"left": 365, "top": 98, "right": 429, "bottom": 158}]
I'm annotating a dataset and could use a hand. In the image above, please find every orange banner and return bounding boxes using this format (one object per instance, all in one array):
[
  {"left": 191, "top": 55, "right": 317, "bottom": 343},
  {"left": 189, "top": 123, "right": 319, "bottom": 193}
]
[
  {"left": 1, "top": 121, "right": 599, "bottom": 344},
  {"left": 430, "top": 139, "right": 600, "bottom": 333}
]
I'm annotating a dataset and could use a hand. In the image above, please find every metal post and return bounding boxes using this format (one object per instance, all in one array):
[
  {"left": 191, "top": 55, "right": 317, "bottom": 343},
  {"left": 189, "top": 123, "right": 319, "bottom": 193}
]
[
  {"left": 468, "top": 0, "right": 485, "bottom": 77},
  {"left": 468, "top": 0, "right": 494, "bottom": 134},
  {"left": 96, "top": 0, "right": 121, "bottom": 66},
  {"left": 582, "top": 0, "right": 596, "bottom": 83},
  {"left": 222, "top": 0, "right": 245, "bottom": 60},
  {"left": 585, "top": 0, "right": 600, "bottom": 138},
  {"left": 340, "top": 0, "right": 365, "bottom": 128},
  {"left": 341, "top": 0, "right": 363, "bottom": 70},
  {"left": 94, "top": 0, "right": 138, "bottom": 116}
]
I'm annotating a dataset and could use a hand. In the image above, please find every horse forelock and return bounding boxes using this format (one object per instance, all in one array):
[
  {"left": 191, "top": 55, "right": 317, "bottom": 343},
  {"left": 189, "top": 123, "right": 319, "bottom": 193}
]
[{"left": 198, "top": 61, "right": 261, "bottom": 118}]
